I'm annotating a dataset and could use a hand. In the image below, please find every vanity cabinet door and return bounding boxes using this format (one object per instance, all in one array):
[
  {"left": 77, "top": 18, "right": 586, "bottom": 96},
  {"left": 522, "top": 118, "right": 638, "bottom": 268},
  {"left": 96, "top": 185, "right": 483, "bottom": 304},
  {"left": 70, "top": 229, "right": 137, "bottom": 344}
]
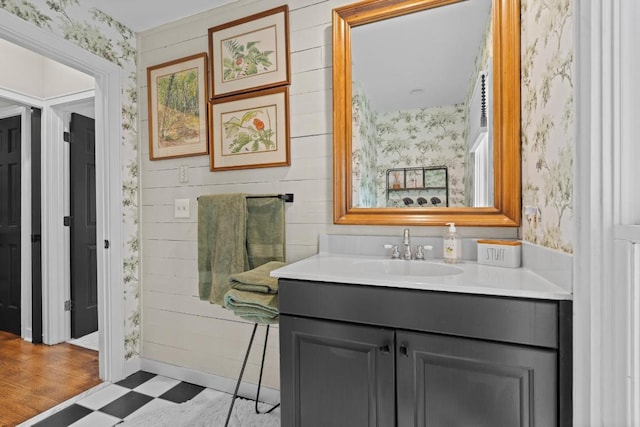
[
  {"left": 280, "top": 315, "right": 395, "bottom": 427},
  {"left": 396, "top": 330, "right": 557, "bottom": 427}
]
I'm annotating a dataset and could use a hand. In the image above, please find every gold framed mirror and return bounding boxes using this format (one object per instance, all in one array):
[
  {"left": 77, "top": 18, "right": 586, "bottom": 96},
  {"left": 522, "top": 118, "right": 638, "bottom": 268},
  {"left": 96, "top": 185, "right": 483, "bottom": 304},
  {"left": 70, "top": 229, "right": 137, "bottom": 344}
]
[{"left": 333, "top": 0, "right": 520, "bottom": 226}]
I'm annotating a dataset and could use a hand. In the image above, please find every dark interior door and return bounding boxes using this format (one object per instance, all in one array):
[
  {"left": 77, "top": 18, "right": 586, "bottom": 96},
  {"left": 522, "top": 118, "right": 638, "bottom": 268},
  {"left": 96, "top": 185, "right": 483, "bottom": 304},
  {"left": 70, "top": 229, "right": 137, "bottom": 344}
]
[
  {"left": 0, "top": 115, "right": 22, "bottom": 335},
  {"left": 69, "top": 113, "right": 97, "bottom": 338}
]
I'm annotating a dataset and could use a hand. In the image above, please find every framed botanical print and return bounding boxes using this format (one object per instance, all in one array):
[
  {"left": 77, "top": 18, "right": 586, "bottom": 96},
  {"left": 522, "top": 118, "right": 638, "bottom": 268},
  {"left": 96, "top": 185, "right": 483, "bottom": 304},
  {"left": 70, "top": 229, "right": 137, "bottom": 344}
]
[
  {"left": 209, "top": 86, "right": 290, "bottom": 171},
  {"left": 208, "top": 5, "right": 290, "bottom": 98},
  {"left": 147, "top": 53, "right": 209, "bottom": 160}
]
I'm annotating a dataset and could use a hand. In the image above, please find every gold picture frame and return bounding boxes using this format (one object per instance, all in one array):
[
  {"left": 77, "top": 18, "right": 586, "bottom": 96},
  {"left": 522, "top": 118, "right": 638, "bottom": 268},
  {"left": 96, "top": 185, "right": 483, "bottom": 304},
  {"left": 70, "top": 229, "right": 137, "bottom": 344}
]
[
  {"left": 147, "top": 53, "right": 209, "bottom": 160},
  {"left": 209, "top": 86, "right": 290, "bottom": 171},
  {"left": 208, "top": 5, "right": 290, "bottom": 99}
]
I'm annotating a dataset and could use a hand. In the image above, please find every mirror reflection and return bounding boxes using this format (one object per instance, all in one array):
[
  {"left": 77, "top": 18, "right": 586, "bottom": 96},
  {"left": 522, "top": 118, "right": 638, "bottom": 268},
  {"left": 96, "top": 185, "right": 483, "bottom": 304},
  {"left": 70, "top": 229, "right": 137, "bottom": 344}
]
[{"left": 350, "top": 0, "right": 493, "bottom": 208}]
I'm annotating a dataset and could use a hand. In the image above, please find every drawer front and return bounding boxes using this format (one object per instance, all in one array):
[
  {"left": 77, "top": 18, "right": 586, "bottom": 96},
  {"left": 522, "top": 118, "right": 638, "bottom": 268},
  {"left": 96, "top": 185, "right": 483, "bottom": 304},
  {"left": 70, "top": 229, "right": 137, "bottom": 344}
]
[{"left": 279, "top": 279, "right": 559, "bottom": 348}]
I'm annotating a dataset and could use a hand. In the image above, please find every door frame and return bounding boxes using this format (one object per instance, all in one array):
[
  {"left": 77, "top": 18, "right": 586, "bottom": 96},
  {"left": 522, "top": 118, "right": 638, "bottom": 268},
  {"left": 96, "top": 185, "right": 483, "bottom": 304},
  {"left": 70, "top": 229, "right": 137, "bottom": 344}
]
[{"left": 0, "top": 10, "right": 125, "bottom": 381}]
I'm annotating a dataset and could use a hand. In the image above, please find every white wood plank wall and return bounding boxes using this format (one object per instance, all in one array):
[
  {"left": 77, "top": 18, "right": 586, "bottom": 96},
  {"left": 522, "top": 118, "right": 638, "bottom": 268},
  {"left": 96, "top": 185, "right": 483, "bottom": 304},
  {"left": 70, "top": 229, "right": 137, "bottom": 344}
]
[{"left": 137, "top": 0, "right": 517, "bottom": 390}]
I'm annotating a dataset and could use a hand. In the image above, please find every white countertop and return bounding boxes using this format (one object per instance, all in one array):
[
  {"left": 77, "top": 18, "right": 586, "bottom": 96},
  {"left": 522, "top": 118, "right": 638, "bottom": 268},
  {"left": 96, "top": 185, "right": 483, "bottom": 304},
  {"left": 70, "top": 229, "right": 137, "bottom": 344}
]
[{"left": 271, "top": 253, "right": 572, "bottom": 300}]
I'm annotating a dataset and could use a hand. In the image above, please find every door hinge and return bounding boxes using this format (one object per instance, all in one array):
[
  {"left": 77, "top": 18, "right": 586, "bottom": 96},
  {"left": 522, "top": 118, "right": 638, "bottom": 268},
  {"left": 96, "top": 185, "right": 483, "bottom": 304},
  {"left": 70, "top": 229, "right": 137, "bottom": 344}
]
[
  {"left": 31, "top": 234, "right": 41, "bottom": 243},
  {"left": 63, "top": 131, "right": 70, "bottom": 142},
  {"left": 64, "top": 300, "right": 72, "bottom": 311},
  {"left": 63, "top": 216, "right": 71, "bottom": 226},
  {"left": 104, "top": 240, "right": 110, "bottom": 249}
]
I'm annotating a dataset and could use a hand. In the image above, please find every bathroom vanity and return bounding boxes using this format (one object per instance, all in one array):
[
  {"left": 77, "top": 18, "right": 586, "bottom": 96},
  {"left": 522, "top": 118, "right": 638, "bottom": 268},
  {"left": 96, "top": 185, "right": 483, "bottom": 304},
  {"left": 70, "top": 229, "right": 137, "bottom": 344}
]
[{"left": 273, "top": 253, "right": 572, "bottom": 427}]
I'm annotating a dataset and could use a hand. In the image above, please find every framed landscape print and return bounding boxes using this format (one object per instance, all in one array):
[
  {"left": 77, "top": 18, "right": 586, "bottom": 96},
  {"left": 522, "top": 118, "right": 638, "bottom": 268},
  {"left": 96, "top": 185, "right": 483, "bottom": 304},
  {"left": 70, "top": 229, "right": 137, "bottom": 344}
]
[
  {"left": 147, "top": 53, "right": 208, "bottom": 160},
  {"left": 209, "top": 86, "right": 290, "bottom": 171},
  {"left": 208, "top": 5, "right": 290, "bottom": 98}
]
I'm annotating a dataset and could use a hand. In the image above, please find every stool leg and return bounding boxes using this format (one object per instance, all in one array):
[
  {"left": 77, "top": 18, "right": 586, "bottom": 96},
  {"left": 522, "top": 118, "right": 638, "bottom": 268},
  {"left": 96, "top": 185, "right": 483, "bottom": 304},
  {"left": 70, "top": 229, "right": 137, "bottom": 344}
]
[
  {"left": 224, "top": 323, "right": 258, "bottom": 427},
  {"left": 255, "top": 325, "right": 280, "bottom": 414}
]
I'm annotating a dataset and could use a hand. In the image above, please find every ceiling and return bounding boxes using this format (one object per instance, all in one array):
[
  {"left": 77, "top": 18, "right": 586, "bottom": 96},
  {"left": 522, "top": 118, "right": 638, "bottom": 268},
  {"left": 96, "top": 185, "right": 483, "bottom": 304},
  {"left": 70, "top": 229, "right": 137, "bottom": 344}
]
[
  {"left": 0, "top": 0, "right": 240, "bottom": 107},
  {"left": 81, "top": 0, "right": 240, "bottom": 32},
  {"left": 352, "top": 0, "right": 492, "bottom": 113}
]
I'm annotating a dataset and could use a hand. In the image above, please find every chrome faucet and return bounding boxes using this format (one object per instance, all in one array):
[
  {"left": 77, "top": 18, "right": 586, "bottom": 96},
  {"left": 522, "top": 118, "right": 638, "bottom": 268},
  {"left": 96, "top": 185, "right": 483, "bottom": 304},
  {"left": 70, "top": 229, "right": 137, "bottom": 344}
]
[
  {"left": 402, "top": 228, "right": 412, "bottom": 260},
  {"left": 415, "top": 244, "right": 433, "bottom": 260},
  {"left": 383, "top": 243, "right": 401, "bottom": 259}
]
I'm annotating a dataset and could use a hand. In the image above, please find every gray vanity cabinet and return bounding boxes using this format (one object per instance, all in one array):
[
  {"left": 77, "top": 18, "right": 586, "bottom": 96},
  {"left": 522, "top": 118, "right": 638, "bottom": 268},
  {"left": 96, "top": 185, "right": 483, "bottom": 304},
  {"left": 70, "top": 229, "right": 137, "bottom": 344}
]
[
  {"left": 279, "top": 316, "right": 395, "bottom": 427},
  {"left": 279, "top": 278, "right": 572, "bottom": 427}
]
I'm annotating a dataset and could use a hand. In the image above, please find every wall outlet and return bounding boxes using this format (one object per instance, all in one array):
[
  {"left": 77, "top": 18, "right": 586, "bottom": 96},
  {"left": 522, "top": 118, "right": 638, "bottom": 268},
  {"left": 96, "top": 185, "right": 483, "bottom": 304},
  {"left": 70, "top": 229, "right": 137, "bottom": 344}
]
[{"left": 174, "top": 199, "right": 190, "bottom": 218}]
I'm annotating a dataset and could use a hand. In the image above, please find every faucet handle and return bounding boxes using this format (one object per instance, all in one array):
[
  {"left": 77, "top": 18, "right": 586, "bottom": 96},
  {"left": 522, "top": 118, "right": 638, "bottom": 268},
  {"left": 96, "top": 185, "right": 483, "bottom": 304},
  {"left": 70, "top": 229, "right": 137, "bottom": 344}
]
[
  {"left": 383, "top": 244, "right": 401, "bottom": 259},
  {"left": 415, "top": 245, "right": 433, "bottom": 260}
]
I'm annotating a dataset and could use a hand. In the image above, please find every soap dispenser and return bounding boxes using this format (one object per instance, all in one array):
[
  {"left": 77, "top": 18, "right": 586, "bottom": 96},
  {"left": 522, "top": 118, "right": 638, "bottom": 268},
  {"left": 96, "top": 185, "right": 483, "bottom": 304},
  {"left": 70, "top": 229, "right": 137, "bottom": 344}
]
[{"left": 443, "top": 222, "right": 461, "bottom": 264}]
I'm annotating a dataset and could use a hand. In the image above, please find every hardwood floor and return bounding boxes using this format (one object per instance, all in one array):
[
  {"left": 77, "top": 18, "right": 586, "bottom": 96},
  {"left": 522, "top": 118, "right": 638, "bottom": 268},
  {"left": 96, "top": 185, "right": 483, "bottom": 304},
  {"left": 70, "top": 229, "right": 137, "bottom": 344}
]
[{"left": 0, "top": 331, "right": 101, "bottom": 426}]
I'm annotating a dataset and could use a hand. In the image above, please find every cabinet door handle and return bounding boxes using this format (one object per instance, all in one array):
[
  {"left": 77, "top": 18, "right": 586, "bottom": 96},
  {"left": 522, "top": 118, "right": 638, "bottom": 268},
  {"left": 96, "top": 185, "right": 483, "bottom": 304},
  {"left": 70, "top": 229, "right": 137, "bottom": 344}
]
[
  {"left": 399, "top": 345, "right": 409, "bottom": 357},
  {"left": 379, "top": 345, "right": 390, "bottom": 353}
]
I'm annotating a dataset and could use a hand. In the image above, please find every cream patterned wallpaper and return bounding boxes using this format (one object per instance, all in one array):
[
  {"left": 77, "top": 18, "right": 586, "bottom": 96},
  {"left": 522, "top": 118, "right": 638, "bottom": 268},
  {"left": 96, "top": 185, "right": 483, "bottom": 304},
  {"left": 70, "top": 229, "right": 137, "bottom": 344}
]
[
  {"left": 1, "top": 0, "right": 141, "bottom": 358},
  {"left": 521, "top": 0, "right": 574, "bottom": 253}
]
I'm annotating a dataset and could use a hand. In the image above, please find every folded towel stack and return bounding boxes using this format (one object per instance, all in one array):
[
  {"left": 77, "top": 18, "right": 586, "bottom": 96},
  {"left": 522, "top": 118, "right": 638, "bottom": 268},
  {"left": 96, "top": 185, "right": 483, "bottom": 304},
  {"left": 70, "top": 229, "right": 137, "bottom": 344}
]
[{"left": 223, "top": 261, "right": 286, "bottom": 324}]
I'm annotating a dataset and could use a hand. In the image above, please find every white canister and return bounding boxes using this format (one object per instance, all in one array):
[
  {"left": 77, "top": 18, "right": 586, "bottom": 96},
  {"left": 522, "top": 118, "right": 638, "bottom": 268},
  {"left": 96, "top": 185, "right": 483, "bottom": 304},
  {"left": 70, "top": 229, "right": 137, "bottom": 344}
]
[{"left": 476, "top": 240, "right": 521, "bottom": 268}]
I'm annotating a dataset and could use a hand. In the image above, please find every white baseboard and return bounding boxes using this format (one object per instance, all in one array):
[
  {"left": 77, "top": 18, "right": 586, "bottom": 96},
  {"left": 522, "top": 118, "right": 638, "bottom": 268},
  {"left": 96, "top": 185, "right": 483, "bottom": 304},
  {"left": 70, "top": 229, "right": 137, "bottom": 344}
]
[
  {"left": 22, "top": 327, "right": 32, "bottom": 343},
  {"left": 124, "top": 356, "right": 142, "bottom": 378},
  {"left": 140, "top": 358, "right": 280, "bottom": 405}
]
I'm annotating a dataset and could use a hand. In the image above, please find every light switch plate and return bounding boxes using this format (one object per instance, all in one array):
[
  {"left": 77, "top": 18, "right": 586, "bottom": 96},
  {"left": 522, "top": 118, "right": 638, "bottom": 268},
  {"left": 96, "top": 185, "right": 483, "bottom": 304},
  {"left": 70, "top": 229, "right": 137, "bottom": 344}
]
[{"left": 174, "top": 199, "right": 190, "bottom": 218}]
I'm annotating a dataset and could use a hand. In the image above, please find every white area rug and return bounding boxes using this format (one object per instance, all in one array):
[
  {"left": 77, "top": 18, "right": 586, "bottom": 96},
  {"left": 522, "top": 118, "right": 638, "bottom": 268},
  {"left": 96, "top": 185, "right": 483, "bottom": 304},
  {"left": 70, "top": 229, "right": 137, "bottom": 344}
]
[{"left": 119, "top": 394, "right": 280, "bottom": 427}]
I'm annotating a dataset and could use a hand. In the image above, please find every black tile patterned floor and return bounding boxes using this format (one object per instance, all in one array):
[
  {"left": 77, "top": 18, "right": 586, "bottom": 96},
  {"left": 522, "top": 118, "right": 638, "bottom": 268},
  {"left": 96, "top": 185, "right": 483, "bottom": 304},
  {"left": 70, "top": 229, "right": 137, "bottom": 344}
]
[{"left": 26, "top": 371, "right": 227, "bottom": 426}]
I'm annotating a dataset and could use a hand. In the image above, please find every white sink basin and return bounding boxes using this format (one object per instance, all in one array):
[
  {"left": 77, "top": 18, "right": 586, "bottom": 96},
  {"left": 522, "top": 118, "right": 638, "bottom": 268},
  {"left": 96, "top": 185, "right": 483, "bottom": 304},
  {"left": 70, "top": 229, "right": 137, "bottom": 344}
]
[{"left": 352, "top": 259, "right": 463, "bottom": 277}]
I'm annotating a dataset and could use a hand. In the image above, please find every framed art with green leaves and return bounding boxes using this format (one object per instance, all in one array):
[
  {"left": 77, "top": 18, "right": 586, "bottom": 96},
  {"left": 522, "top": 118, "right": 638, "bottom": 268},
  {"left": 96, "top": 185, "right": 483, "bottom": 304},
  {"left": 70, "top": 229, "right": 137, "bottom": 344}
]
[
  {"left": 209, "top": 86, "right": 290, "bottom": 171},
  {"left": 208, "top": 5, "right": 290, "bottom": 99},
  {"left": 147, "top": 53, "right": 209, "bottom": 160}
]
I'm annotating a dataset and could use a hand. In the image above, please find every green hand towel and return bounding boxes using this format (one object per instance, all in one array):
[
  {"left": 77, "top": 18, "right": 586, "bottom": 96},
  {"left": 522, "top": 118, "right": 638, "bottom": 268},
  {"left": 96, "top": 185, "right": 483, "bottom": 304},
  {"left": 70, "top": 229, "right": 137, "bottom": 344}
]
[
  {"left": 246, "top": 196, "right": 286, "bottom": 269},
  {"left": 197, "top": 194, "right": 249, "bottom": 305},
  {"left": 223, "top": 289, "right": 279, "bottom": 324},
  {"left": 229, "top": 261, "right": 286, "bottom": 294}
]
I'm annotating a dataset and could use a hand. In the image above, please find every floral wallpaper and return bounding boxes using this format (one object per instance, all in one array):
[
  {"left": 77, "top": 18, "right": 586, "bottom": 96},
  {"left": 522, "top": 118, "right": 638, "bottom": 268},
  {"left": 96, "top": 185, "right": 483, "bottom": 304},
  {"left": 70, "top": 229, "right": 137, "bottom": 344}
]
[
  {"left": 376, "top": 105, "right": 467, "bottom": 207},
  {"left": 521, "top": 0, "right": 574, "bottom": 253},
  {"left": 351, "top": 96, "right": 470, "bottom": 208},
  {"left": 1, "top": 0, "right": 141, "bottom": 357},
  {"left": 351, "top": 87, "right": 468, "bottom": 208}
]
